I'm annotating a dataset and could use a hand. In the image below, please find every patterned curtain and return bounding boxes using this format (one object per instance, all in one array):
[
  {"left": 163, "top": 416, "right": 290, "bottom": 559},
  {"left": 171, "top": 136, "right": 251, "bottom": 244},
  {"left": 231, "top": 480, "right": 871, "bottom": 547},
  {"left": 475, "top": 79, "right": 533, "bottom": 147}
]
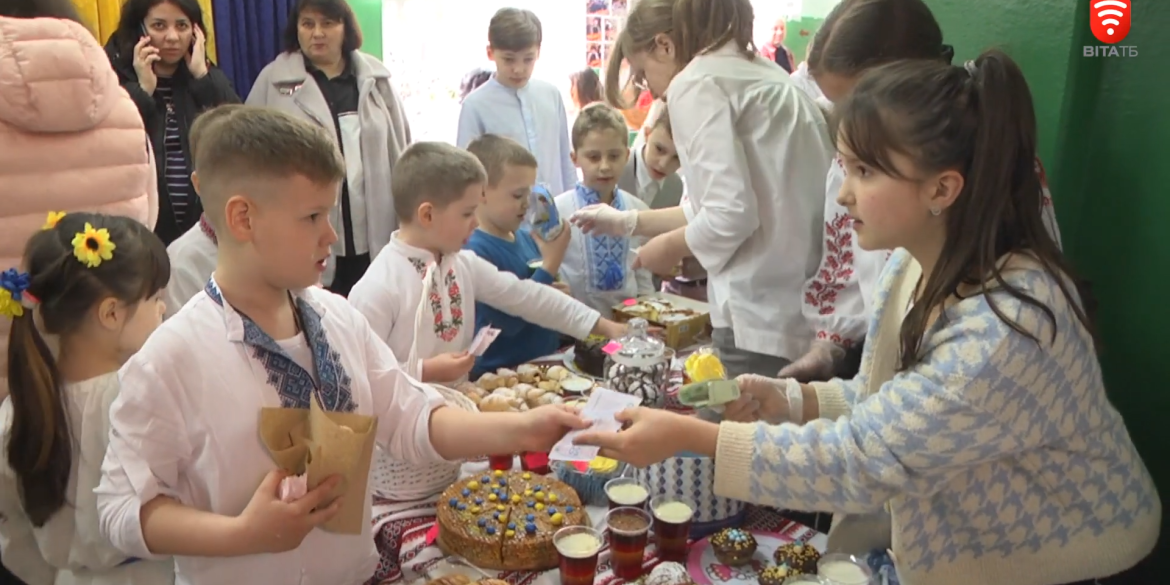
[
  {"left": 211, "top": 0, "right": 298, "bottom": 97},
  {"left": 71, "top": 0, "right": 218, "bottom": 62}
]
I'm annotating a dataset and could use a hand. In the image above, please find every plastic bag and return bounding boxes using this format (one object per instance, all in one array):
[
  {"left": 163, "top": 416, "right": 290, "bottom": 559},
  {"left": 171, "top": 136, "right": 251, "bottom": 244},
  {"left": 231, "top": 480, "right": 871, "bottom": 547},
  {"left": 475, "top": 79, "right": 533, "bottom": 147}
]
[{"left": 526, "top": 185, "right": 565, "bottom": 241}]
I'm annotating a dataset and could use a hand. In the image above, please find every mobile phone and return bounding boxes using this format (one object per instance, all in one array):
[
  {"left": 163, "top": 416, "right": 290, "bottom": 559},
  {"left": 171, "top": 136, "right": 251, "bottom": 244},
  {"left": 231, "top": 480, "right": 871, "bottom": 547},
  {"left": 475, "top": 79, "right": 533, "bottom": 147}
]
[{"left": 139, "top": 21, "right": 148, "bottom": 37}]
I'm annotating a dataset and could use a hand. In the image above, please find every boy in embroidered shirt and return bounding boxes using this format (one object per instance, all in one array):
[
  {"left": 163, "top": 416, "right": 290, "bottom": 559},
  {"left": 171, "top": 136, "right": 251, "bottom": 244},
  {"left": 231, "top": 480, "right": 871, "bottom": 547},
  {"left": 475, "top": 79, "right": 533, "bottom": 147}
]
[
  {"left": 164, "top": 104, "right": 244, "bottom": 318},
  {"left": 456, "top": 8, "right": 576, "bottom": 193},
  {"left": 554, "top": 103, "right": 654, "bottom": 314},
  {"left": 350, "top": 140, "right": 628, "bottom": 384},
  {"left": 95, "top": 107, "right": 587, "bottom": 585}
]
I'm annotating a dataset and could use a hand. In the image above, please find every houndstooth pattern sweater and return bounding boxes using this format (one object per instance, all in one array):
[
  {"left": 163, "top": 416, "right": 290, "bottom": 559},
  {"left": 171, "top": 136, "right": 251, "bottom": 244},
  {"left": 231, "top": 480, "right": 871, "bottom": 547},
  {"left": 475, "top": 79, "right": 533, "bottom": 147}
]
[{"left": 714, "top": 249, "right": 1160, "bottom": 585}]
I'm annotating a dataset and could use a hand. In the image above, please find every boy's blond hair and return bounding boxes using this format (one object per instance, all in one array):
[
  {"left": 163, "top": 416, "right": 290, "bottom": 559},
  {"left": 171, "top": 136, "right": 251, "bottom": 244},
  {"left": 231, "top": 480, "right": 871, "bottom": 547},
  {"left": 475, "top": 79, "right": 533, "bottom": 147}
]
[
  {"left": 392, "top": 142, "right": 487, "bottom": 222},
  {"left": 193, "top": 107, "right": 345, "bottom": 227},
  {"left": 648, "top": 103, "right": 672, "bottom": 135},
  {"left": 189, "top": 104, "right": 245, "bottom": 164},
  {"left": 488, "top": 8, "right": 542, "bottom": 51},
  {"left": 571, "top": 102, "right": 629, "bottom": 149},
  {"left": 466, "top": 134, "right": 538, "bottom": 188}
]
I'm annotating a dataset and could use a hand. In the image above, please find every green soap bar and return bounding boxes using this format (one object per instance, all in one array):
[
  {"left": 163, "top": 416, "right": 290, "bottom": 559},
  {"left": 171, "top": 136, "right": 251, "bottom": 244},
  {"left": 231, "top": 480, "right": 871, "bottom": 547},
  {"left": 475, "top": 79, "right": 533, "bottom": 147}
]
[{"left": 678, "top": 380, "right": 740, "bottom": 407}]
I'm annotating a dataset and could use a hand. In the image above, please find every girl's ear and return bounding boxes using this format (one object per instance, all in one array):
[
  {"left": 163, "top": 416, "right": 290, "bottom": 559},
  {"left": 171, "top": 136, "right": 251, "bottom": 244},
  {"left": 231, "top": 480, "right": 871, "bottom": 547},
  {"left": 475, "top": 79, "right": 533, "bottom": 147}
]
[
  {"left": 928, "top": 169, "right": 965, "bottom": 213},
  {"left": 95, "top": 297, "right": 122, "bottom": 331},
  {"left": 654, "top": 33, "right": 674, "bottom": 57}
]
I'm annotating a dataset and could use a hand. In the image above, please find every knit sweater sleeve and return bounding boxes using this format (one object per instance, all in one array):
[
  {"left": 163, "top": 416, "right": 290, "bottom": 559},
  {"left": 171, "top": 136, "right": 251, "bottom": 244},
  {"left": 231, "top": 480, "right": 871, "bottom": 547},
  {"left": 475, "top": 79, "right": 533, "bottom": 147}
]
[{"left": 714, "top": 277, "right": 1063, "bottom": 514}]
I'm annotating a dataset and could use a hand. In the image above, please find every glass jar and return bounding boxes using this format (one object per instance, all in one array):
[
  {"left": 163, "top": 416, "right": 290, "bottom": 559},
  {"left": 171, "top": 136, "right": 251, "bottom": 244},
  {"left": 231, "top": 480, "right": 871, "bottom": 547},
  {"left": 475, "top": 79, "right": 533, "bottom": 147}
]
[{"left": 603, "top": 318, "right": 670, "bottom": 407}]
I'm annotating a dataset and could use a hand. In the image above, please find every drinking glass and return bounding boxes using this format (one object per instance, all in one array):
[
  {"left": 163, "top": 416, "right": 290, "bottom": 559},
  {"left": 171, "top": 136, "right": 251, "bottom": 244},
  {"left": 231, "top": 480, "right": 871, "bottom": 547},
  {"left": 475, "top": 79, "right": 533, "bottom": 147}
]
[
  {"left": 649, "top": 495, "right": 693, "bottom": 562},
  {"left": 605, "top": 506, "right": 652, "bottom": 580}
]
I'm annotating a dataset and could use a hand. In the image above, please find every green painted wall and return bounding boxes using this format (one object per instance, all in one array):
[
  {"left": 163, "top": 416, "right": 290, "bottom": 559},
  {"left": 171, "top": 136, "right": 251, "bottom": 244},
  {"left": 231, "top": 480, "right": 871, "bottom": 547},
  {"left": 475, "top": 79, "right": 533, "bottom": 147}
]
[
  {"left": 928, "top": 0, "right": 1169, "bottom": 571},
  {"left": 784, "top": 16, "right": 825, "bottom": 63},
  {"left": 350, "top": 0, "right": 383, "bottom": 58}
]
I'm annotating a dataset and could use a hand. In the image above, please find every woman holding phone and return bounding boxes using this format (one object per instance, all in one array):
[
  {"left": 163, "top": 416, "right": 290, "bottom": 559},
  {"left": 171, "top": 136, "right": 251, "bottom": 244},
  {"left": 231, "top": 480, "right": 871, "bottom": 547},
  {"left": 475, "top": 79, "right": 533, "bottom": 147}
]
[{"left": 106, "top": 0, "right": 239, "bottom": 245}]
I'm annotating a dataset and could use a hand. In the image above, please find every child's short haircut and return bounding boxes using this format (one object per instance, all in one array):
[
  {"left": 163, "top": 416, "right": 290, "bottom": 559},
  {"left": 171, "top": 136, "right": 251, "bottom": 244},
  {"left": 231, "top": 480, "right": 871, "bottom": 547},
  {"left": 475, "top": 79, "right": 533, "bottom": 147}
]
[
  {"left": 648, "top": 104, "right": 672, "bottom": 136},
  {"left": 188, "top": 104, "right": 246, "bottom": 165},
  {"left": 392, "top": 142, "right": 487, "bottom": 222},
  {"left": 488, "top": 8, "right": 542, "bottom": 51},
  {"left": 192, "top": 107, "right": 345, "bottom": 225},
  {"left": 571, "top": 102, "right": 629, "bottom": 149},
  {"left": 466, "top": 134, "right": 538, "bottom": 188}
]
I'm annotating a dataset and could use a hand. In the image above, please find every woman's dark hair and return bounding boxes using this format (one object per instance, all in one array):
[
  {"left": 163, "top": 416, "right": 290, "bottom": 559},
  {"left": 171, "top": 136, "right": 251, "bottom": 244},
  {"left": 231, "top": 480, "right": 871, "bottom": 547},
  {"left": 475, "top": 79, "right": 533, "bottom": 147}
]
[
  {"left": 459, "top": 68, "right": 492, "bottom": 103},
  {"left": 109, "top": 0, "right": 207, "bottom": 61},
  {"left": 0, "top": 0, "right": 82, "bottom": 22},
  {"left": 283, "top": 0, "right": 363, "bottom": 55},
  {"left": 6, "top": 213, "right": 169, "bottom": 527},
  {"left": 808, "top": 0, "right": 947, "bottom": 77},
  {"left": 570, "top": 68, "right": 604, "bottom": 109},
  {"left": 836, "top": 50, "right": 1094, "bottom": 369}
]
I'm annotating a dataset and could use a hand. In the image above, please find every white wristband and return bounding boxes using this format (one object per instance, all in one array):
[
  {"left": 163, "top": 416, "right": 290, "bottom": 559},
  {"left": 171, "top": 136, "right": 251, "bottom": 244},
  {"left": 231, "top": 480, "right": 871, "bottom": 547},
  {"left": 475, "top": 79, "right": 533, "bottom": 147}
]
[{"left": 785, "top": 378, "right": 804, "bottom": 424}]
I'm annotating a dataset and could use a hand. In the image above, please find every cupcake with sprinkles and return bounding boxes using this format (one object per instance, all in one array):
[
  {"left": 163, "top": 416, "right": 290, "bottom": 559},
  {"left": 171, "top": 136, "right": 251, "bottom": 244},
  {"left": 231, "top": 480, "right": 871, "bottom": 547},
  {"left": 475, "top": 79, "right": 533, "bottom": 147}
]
[
  {"left": 711, "top": 527, "right": 758, "bottom": 566},
  {"left": 757, "top": 564, "right": 795, "bottom": 585},
  {"left": 771, "top": 540, "right": 820, "bottom": 575}
]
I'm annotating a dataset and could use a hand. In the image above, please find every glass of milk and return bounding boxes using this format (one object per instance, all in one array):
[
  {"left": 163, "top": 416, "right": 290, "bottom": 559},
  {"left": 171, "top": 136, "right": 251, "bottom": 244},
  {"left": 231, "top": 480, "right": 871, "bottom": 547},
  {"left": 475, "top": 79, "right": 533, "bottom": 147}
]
[{"left": 817, "top": 553, "right": 874, "bottom": 585}]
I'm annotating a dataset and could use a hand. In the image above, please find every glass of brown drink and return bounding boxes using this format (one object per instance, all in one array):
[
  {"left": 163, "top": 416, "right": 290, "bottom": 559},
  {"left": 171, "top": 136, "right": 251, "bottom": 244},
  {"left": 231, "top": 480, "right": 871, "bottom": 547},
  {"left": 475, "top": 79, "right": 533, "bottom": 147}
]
[
  {"left": 605, "top": 506, "right": 652, "bottom": 580},
  {"left": 553, "top": 525, "right": 603, "bottom": 585},
  {"left": 650, "top": 495, "right": 693, "bottom": 563}
]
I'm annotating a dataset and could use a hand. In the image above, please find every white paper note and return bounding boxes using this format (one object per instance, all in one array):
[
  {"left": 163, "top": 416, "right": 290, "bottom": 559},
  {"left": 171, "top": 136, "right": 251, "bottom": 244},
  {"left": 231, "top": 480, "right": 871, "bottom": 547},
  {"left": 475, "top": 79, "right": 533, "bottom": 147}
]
[
  {"left": 549, "top": 388, "right": 642, "bottom": 462},
  {"left": 467, "top": 326, "right": 501, "bottom": 357}
]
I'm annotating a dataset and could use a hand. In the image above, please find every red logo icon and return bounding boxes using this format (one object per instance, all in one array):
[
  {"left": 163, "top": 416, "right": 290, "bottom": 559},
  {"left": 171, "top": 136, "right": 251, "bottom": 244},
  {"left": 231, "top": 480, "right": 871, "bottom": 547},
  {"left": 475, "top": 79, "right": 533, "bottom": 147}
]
[{"left": 1090, "top": 0, "right": 1132, "bottom": 44}]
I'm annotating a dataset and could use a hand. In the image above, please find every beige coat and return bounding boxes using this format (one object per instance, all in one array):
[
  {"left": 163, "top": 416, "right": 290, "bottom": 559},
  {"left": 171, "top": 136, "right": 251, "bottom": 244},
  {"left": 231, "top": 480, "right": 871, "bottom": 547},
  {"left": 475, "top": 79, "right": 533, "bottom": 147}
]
[{"left": 246, "top": 50, "right": 411, "bottom": 286}]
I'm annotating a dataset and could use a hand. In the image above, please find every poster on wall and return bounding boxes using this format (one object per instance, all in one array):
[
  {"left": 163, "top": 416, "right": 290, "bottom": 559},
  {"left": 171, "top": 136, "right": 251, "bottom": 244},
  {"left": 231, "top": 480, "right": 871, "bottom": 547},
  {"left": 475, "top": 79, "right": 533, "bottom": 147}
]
[{"left": 584, "top": 0, "right": 625, "bottom": 69}]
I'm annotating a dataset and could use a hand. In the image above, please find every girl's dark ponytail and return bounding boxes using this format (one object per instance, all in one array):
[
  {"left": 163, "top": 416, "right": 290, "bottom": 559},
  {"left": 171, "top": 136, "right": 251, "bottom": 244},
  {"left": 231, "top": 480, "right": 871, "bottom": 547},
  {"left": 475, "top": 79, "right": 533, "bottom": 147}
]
[
  {"left": 964, "top": 50, "right": 1096, "bottom": 343},
  {"left": 4, "top": 212, "right": 169, "bottom": 527},
  {"left": 6, "top": 284, "right": 72, "bottom": 527}
]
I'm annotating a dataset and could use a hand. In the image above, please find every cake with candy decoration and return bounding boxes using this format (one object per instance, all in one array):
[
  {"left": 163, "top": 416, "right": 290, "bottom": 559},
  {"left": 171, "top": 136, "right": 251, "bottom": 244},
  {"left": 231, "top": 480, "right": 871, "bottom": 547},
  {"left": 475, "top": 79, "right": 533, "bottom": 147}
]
[{"left": 436, "top": 470, "right": 588, "bottom": 571}]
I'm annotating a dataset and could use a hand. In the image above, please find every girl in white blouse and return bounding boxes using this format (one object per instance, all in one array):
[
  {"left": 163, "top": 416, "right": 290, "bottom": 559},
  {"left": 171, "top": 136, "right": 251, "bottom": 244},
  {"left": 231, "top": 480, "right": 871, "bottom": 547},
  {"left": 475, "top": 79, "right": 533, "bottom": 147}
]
[
  {"left": 572, "top": 0, "right": 834, "bottom": 377},
  {"left": 0, "top": 213, "right": 173, "bottom": 585}
]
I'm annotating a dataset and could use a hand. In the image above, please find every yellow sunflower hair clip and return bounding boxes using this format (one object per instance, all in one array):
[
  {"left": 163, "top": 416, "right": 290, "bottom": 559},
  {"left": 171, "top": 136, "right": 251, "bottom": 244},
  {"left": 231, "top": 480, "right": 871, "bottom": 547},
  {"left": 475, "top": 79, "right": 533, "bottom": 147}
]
[
  {"left": 43, "top": 211, "right": 66, "bottom": 230},
  {"left": 72, "top": 223, "right": 116, "bottom": 268}
]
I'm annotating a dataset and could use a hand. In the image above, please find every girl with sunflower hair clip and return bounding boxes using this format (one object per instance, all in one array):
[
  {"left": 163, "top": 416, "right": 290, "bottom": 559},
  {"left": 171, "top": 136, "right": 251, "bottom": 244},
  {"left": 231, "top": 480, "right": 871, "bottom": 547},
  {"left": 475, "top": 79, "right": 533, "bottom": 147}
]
[{"left": 0, "top": 211, "right": 174, "bottom": 584}]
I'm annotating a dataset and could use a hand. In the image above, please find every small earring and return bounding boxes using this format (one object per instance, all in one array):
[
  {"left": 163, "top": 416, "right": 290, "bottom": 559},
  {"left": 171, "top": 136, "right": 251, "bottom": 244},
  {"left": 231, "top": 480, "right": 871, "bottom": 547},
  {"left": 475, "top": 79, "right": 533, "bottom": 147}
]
[{"left": 930, "top": 207, "right": 941, "bottom": 216}]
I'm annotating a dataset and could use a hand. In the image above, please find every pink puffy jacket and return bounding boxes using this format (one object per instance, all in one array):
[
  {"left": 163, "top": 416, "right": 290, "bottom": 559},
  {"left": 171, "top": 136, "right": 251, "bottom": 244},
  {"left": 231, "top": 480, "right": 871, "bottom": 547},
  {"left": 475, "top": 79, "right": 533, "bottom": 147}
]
[{"left": 0, "top": 16, "right": 158, "bottom": 398}]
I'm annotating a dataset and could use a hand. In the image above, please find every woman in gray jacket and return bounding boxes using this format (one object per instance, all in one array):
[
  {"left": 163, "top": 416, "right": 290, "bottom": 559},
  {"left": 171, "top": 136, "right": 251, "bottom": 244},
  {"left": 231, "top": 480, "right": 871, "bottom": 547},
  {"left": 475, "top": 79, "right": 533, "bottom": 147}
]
[{"left": 247, "top": 0, "right": 411, "bottom": 295}]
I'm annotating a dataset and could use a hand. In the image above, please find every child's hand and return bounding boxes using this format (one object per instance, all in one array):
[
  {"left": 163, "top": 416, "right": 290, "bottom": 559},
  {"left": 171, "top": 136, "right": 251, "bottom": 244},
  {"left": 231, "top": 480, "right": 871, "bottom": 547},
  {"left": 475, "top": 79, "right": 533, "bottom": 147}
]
[
  {"left": 570, "top": 204, "right": 638, "bottom": 237},
  {"left": 516, "top": 403, "right": 590, "bottom": 452},
  {"left": 237, "top": 470, "right": 342, "bottom": 554},
  {"left": 424, "top": 352, "right": 476, "bottom": 383},
  {"left": 724, "top": 375, "right": 789, "bottom": 424},
  {"left": 573, "top": 407, "right": 701, "bottom": 467},
  {"left": 634, "top": 232, "right": 688, "bottom": 276},
  {"left": 592, "top": 317, "right": 629, "bottom": 340},
  {"left": 533, "top": 221, "right": 571, "bottom": 273}
]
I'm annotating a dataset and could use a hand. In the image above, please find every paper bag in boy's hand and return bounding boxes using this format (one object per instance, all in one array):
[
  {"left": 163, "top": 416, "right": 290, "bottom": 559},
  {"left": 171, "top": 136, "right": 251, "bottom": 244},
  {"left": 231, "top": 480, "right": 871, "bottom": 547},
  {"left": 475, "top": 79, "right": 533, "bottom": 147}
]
[{"left": 258, "top": 395, "right": 378, "bottom": 534}]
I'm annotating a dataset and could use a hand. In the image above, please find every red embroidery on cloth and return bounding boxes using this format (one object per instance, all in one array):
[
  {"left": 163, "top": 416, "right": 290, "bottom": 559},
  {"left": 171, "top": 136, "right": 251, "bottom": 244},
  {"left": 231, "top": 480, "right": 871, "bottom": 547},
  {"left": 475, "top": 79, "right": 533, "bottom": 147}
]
[
  {"left": 815, "top": 331, "right": 855, "bottom": 348},
  {"left": 407, "top": 257, "right": 464, "bottom": 342},
  {"left": 198, "top": 214, "right": 216, "bottom": 244},
  {"left": 805, "top": 212, "right": 854, "bottom": 317}
]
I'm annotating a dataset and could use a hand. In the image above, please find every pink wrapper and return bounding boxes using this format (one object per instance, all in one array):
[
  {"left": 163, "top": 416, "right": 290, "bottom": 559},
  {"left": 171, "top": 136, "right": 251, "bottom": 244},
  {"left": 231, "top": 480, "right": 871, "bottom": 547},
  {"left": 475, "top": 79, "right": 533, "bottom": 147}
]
[{"left": 278, "top": 473, "right": 308, "bottom": 502}]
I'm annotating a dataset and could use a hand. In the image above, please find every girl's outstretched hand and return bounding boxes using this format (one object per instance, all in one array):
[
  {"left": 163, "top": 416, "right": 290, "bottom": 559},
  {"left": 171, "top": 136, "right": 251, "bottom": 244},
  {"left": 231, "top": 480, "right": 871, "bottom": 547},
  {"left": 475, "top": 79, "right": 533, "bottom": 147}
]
[{"left": 573, "top": 407, "right": 714, "bottom": 467}]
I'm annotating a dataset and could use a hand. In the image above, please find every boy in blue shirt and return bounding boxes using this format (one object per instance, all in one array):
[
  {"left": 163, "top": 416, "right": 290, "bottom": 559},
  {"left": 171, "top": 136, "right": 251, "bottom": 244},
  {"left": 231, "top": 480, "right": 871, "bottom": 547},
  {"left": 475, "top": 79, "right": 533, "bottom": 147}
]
[
  {"left": 456, "top": 8, "right": 576, "bottom": 194},
  {"left": 465, "top": 135, "right": 573, "bottom": 376}
]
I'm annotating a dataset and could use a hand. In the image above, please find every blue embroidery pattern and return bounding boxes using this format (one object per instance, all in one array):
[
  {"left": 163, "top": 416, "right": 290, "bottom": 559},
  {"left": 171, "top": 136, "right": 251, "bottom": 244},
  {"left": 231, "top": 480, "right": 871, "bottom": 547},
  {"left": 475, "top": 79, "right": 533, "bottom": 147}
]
[
  {"left": 204, "top": 280, "right": 356, "bottom": 412},
  {"left": 575, "top": 183, "right": 627, "bottom": 291}
]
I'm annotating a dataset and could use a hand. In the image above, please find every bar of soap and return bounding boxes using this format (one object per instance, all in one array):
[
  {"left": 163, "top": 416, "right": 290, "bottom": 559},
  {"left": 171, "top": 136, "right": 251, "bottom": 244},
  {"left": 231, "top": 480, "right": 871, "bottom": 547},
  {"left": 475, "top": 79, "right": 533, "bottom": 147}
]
[{"left": 678, "top": 380, "right": 740, "bottom": 408}]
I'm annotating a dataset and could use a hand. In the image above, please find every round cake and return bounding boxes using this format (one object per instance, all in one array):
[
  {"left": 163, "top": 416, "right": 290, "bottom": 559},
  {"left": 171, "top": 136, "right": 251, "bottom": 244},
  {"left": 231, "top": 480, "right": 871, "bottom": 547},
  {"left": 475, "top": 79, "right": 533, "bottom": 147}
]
[
  {"left": 436, "top": 470, "right": 589, "bottom": 571},
  {"left": 711, "top": 527, "right": 757, "bottom": 566},
  {"left": 772, "top": 541, "right": 820, "bottom": 574},
  {"left": 573, "top": 335, "right": 607, "bottom": 378}
]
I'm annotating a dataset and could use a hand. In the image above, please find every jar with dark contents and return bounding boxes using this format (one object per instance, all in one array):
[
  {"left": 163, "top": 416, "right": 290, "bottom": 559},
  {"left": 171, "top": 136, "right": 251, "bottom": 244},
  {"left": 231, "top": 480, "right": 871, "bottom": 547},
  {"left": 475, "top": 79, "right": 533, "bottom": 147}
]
[{"left": 603, "top": 319, "right": 670, "bottom": 407}]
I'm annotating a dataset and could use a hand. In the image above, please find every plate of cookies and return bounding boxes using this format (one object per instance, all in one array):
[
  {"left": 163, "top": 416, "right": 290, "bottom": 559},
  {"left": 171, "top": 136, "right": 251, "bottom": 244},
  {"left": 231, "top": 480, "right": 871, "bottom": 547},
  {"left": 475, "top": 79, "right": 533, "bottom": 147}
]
[
  {"left": 453, "top": 365, "right": 596, "bottom": 413},
  {"left": 686, "top": 528, "right": 828, "bottom": 585}
]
